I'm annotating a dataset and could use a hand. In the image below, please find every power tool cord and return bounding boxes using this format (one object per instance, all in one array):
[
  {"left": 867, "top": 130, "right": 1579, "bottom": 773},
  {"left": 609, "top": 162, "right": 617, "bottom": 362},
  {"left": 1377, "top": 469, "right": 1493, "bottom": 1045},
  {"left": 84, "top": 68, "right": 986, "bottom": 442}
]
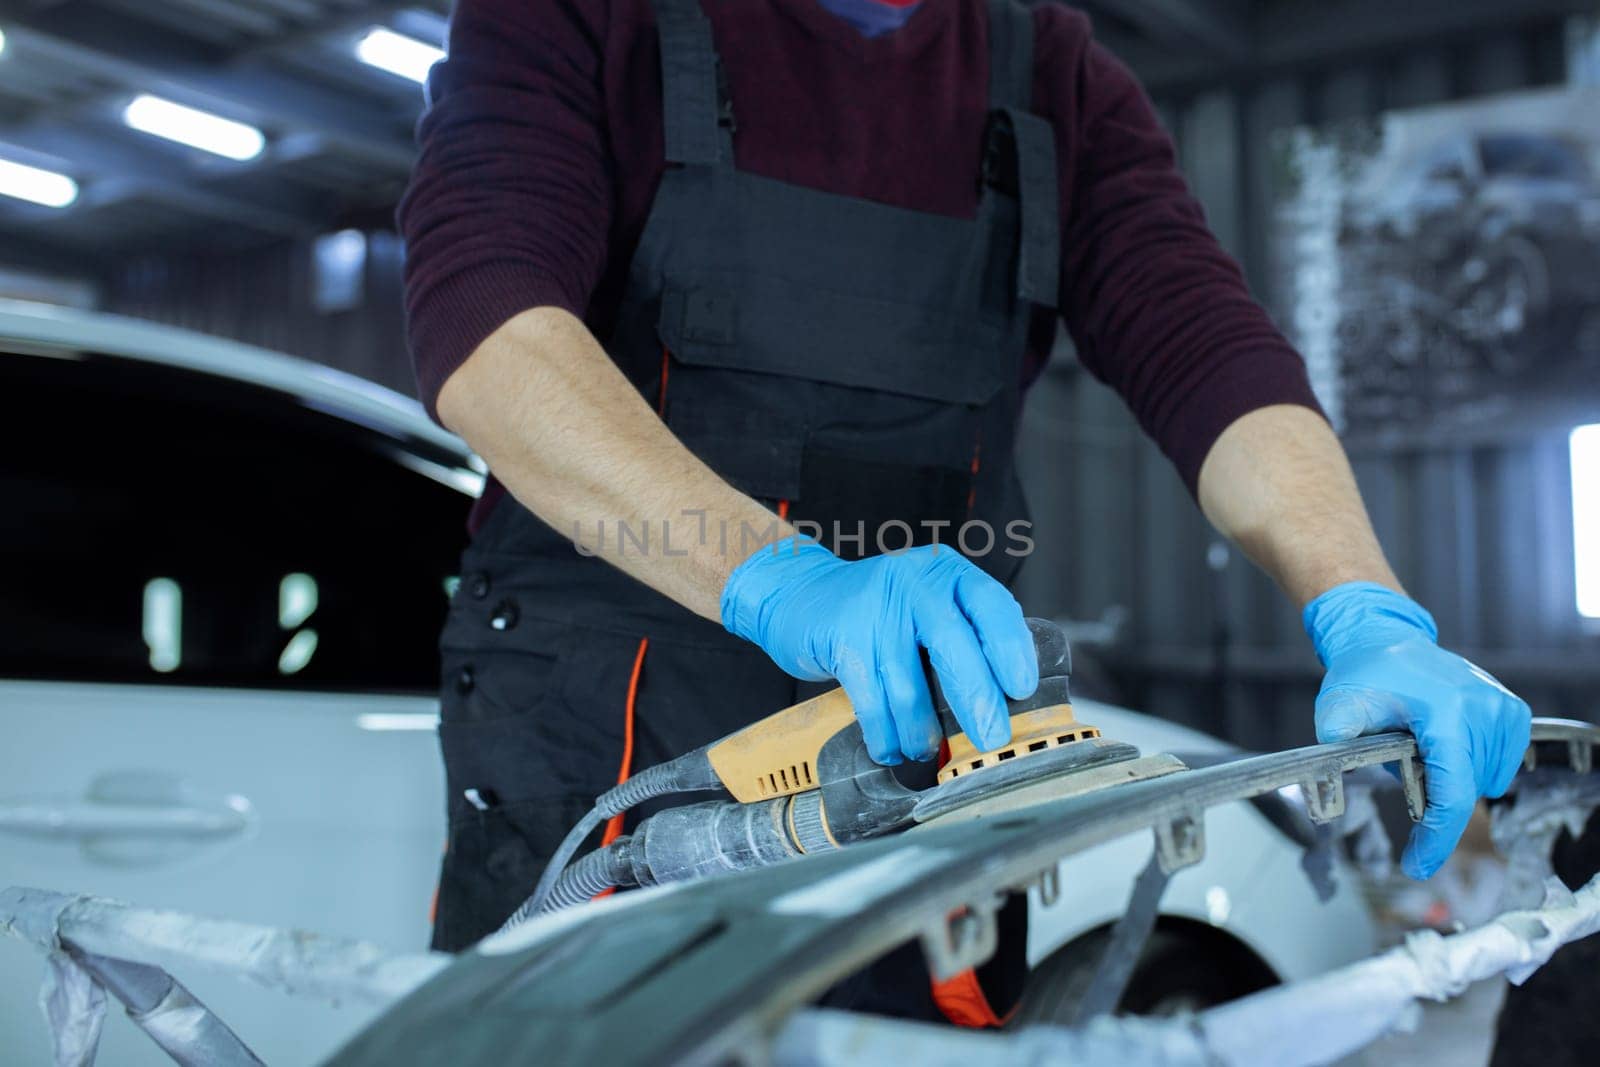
[
  {"left": 500, "top": 746, "right": 721, "bottom": 929},
  {"left": 502, "top": 807, "right": 604, "bottom": 929}
]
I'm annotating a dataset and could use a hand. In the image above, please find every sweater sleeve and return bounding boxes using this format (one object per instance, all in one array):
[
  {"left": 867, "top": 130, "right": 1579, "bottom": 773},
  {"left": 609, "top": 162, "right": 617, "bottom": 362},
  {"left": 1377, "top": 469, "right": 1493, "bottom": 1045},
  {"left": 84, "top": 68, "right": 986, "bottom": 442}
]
[
  {"left": 1034, "top": 7, "right": 1326, "bottom": 494},
  {"left": 398, "top": 0, "right": 614, "bottom": 420}
]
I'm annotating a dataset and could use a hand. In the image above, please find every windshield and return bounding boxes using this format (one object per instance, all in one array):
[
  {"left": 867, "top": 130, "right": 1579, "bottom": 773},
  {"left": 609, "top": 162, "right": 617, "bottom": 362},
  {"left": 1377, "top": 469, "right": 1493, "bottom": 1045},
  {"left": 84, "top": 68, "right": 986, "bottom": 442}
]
[{"left": 1478, "top": 134, "right": 1590, "bottom": 181}]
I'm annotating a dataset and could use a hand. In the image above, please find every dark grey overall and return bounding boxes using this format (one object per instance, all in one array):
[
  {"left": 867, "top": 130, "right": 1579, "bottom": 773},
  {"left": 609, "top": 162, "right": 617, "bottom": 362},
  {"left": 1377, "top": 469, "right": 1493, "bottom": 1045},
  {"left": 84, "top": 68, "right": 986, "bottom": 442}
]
[{"left": 432, "top": 0, "right": 1059, "bottom": 1022}]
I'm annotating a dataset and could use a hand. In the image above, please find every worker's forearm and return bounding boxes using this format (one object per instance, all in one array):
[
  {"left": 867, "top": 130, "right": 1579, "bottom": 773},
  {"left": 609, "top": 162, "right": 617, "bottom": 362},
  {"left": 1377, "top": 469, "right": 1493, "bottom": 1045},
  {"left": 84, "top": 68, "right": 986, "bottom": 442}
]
[
  {"left": 437, "top": 307, "right": 794, "bottom": 622},
  {"left": 1196, "top": 404, "right": 1401, "bottom": 608}
]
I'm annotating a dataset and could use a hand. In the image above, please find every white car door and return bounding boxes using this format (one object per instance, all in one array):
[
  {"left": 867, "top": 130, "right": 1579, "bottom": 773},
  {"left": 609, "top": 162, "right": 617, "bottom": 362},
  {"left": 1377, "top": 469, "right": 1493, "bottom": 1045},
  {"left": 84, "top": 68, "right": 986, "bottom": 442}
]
[{"left": 0, "top": 342, "right": 474, "bottom": 1065}]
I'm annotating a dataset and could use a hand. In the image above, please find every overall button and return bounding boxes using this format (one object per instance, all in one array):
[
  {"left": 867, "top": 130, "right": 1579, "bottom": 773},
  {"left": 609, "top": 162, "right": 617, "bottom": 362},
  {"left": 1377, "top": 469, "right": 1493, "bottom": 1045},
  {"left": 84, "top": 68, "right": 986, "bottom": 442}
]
[
  {"left": 455, "top": 665, "right": 475, "bottom": 694},
  {"left": 488, "top": 600, "right": 519, "bottom": 632},
  {"left": 468, "top": 572, "right": 491, "bottom": 599}
]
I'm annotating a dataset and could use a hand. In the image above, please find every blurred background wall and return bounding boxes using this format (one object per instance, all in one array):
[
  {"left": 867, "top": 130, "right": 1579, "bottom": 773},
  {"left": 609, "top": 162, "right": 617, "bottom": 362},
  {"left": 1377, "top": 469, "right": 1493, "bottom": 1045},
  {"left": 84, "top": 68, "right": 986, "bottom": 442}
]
[
  {"left": 1014, "top": 10, "right": 1598, "bottom": 748},
  {"left": 1, "top": 0, "right": 1596, "bottom": 749}
]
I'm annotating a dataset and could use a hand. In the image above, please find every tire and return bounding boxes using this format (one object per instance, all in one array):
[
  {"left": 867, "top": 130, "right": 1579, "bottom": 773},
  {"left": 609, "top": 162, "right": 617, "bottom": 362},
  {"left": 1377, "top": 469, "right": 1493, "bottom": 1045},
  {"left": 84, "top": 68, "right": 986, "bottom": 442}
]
[{"left": 1012, "top": 925, "right": 1278, "bottom": 1026}]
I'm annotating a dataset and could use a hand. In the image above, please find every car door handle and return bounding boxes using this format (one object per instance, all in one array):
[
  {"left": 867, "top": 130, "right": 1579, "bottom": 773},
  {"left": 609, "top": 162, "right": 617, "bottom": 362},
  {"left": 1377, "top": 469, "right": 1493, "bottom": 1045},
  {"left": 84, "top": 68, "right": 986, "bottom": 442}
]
[{"left": 0, "top": 801, "right": 249, "bottom": 841}]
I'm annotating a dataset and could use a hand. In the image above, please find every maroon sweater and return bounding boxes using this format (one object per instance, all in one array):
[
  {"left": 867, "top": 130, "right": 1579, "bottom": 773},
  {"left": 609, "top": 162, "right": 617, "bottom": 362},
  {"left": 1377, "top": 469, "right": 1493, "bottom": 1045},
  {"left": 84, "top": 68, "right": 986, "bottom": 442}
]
[{"left": 400, "top": 0, "right": 1322, "bottom": 514}]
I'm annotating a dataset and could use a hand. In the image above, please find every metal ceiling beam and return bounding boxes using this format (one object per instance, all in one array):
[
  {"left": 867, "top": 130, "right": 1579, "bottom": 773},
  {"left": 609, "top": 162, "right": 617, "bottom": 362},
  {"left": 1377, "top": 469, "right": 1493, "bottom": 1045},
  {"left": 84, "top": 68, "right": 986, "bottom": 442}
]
[
  {"left": 91, "top": 0, "right": 445, "bottom": 53},
  {"left": 0, "top": 123, "right": 330, "bottom": 238},
  {"left": 0, "top": 228, "right": 109, "bottom": 278},
  {"left": 1254, "top": 0, "right": 1590, "bottom": 66},
  {"left": 233, "top": 0, "right": 448, "bottom": 60},
  {"left": 1129, "top": 0, "right": 1594, "bottom": 94},
  {"left": 1086, "top": 25, "right": 1178, "bottom": 77},
  {"left": 248, "top": 0, "right": 329, "bottom": 23},
  {"left": 148, "top": 0, "right": 285, "bottom": 39},
  {"left": 75, "top": 179, "right": 315, "bottom": 238},
  {"left": 1096, "top": 0, "right": 1252, "bottom": 62}
]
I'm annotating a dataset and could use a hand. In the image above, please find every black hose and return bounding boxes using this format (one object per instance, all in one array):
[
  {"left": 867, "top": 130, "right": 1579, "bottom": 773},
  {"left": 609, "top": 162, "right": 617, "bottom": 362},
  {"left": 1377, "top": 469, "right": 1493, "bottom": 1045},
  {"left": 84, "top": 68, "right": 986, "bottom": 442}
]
[
  {"left": 602, "top": 761, "right": 690, "bottom": 815},
  {"left": 499, "top": 808, "right": 605, "bottom": 930},
  {"left": 500, "top": 750, "right": 720, "bottom": 930},
  {"left": 540, "top": 844, "right": 629, "bottom": 912}
]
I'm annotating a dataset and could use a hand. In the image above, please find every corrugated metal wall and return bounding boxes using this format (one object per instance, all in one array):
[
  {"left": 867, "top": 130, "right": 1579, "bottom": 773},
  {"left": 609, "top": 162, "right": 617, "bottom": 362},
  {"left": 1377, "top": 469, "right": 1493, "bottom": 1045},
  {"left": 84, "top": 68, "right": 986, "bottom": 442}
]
[
  {"left": 99, "top": 11, "right": 1600, "bottom": 750},
  {"left": 106, "top": 233, "right": 413, "bottom": 397},
  {"left": 1015, "top": 15, "right": 1599, "bottom": 750}
]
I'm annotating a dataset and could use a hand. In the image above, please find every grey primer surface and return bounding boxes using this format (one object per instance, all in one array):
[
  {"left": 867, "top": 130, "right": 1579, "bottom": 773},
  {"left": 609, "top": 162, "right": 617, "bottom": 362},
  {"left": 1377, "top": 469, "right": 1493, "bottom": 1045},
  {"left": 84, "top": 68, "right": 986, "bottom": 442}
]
[
  {"left": 0, "top": 887, "right": 451, "bottom": 1066},
  {"left": 775, "top": 857, "right": 1600, "bottom": 1067},
  {"left": 323, "top": 720, "right": 1600, "bottom": 1067}
]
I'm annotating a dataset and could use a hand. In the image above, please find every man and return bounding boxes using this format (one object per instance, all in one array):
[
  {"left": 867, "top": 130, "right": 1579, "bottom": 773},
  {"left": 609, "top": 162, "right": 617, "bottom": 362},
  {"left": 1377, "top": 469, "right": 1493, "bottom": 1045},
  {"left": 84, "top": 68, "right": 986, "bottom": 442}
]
[{"left": 400, "top": 0, "right": 1530, "bottom": 1025}]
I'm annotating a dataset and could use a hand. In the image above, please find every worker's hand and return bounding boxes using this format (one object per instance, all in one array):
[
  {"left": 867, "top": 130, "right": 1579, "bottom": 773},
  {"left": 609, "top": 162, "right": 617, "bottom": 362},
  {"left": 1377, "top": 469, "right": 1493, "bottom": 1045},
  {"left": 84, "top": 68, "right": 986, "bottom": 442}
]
[
  {"left": 721, "top": 537, "right": 1038, "bottom": 765},
  {"left": 1305, "top": 581, "right": 1531, "bottom": 880}
]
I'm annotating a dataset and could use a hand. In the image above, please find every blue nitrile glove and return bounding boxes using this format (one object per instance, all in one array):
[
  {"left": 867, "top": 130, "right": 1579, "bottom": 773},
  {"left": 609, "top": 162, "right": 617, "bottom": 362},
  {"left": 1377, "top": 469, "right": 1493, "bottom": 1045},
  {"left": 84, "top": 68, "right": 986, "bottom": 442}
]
[
  {"left": 721, "top": 537, "right": 1039, "bottom": 765},
  {"left": 1304, "top": 581, "right": 1531, "bottom": 880}
]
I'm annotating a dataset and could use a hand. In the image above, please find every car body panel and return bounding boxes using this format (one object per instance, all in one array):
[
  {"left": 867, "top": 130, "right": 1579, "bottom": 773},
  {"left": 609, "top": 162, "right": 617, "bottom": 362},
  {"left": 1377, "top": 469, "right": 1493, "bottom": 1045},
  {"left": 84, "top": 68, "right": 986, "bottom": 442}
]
[
  {"left": 0, "top": 682, "right": 447, "bottom": 1066},
  {"left": 0, "top": 298, "right": 478, "bottom": 486},
  {"left": 1030, "top": 701, "right": 1378, "bottom": 983},
  {"left": 326, "top": 733, "right": 1427, "bottom": 1067},
  {"left": 0, "top": 306, "right": 470, "bottom": 1065}
]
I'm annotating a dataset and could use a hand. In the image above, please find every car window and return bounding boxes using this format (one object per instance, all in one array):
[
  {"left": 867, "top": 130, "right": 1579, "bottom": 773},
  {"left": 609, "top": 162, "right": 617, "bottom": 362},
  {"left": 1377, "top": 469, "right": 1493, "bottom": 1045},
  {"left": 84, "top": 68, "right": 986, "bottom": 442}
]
[
  {"left": 0, "top": 347, "right": 470, "bottom": 692},
  {"left": 1478, "top": 134, "right": 1590, "bottom": 182}
]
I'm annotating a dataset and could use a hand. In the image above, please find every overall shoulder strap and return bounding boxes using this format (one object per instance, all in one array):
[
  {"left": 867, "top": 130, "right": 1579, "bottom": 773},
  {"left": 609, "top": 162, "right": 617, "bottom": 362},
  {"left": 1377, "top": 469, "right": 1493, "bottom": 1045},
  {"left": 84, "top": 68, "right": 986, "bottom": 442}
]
[
  {"left": 986, "top": 0, "right": 1059, "bottom": 308},
  {"left": 651, "top": 0, "right": 734, "bottom": 167},
  {"left": 986, "top": 0, "right": 1033, "bottom": 111}
]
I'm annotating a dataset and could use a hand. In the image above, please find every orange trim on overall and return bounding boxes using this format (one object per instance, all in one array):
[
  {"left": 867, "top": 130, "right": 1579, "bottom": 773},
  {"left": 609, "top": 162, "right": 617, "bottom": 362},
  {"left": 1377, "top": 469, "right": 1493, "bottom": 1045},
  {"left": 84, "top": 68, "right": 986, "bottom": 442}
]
[
  {"left": 931, "top": 964, "right": 1010, "bottom": 1028},
  {"left": 429, "top": 844, "right": 444, "bottom": 926},
  {"left": 776, "top": 498, "right": 790, "bottom": 520},
  {"left": 658, "top": 345, "right": 671, "bottom": 416},
  {"left": 603, "top": 637, "right": 650, "bottom": 846},
  {"left": 966, "top": 431, "right": 983, "bottom": 516},
  {"left": 593, "top": 637, "right": 649, "bottom": 901}
]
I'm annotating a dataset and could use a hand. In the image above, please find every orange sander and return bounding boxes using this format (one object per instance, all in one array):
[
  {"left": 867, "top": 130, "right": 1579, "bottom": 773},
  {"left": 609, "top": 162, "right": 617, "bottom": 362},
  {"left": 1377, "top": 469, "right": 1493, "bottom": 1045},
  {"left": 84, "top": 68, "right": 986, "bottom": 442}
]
[{"left": 511, "top": 618, "right": 1142, "bottom": 921}]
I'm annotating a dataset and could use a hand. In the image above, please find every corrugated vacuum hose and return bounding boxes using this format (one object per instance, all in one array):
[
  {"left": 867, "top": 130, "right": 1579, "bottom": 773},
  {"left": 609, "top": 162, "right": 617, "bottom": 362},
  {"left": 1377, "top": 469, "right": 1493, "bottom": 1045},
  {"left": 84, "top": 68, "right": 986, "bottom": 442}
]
[{"left": 499, "top": 749, "right": 721, "bottom": 931}]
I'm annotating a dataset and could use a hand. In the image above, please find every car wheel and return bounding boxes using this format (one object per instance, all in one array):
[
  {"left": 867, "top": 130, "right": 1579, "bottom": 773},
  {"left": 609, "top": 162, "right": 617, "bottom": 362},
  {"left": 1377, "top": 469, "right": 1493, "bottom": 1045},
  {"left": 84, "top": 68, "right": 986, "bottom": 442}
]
[{"left": 1012, "top": 925, "right": 1278, "bottom": 1026}]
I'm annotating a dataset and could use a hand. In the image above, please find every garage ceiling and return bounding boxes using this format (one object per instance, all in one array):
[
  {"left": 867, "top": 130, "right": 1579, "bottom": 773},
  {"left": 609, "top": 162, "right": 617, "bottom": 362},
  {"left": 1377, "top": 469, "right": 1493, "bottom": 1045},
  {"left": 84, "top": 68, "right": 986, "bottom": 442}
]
[
  {"left": 0, "top": 0, "right": 1591, "bottom": 272},
  {"left": 0, "top": 0, "right": 446, "bottom": 266}
]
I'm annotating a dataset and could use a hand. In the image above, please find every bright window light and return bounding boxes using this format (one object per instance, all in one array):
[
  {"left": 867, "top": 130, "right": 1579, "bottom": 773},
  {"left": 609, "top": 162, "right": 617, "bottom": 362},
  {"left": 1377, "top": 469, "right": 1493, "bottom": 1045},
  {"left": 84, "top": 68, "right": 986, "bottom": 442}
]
[
  {"left": 0, "top": 157, "right": 77, "bottom": 208},
  {"left": 142, "top": 578, "right": 182, "bottom": 673},
  {"left": 312, "top": 229, "right": 367, "bottom": 311},
  {"left": 1575, "top": 424, "right": 1600, "bottom": 619},
  {"left": 0, "top": 26, "right": 8, "bottom": 58},
  {"left": 355, "top": 26, "right": 444, "bottom": 83},
  {"left": 279, "top": 572, "right": 318, "bottom": 629},
  {"left": 356, "top": 713, "right": 441, "bottom": 732},
  {"left": 278, "top": 629, "right": 319, "bottom": 675},
  {"left": 122, "top": 94, "right": 265, "bottom": 161}
]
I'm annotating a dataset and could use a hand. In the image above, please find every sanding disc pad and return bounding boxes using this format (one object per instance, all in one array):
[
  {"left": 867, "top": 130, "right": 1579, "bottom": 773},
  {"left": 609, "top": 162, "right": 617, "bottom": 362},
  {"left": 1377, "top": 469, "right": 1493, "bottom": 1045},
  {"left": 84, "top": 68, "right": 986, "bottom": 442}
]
[{"left": 911, "top": 738, "right": 1146, "bottom": 823}]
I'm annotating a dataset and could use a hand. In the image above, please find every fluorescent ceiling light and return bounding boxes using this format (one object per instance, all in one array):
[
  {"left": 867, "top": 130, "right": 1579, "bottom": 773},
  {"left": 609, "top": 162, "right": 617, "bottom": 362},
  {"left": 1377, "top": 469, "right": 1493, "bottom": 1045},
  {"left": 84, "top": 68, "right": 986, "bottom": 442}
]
[
  {"left": 0, "top": 157, "right": 77, "bottom": 208},
  {"left": 122, "top": 94, "right": 265, "bottom": 161},
  {"left": 355, "top": 26, "right": 444, "bottom": 83},
  {"left": 0, "top": 26, "right": 8, "bottom": 58},
  {"left": 1575, "top": 424, "right": 1600, "bottom": 619}
]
